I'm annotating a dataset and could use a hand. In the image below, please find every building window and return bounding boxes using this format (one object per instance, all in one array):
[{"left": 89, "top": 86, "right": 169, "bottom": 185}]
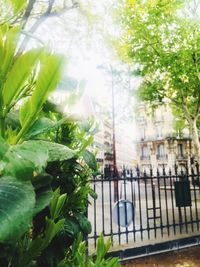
[
  {"left": 138, "top": 116, "right": 146, "bottom": 125},
  {"left": 140, "top": 128, "right": 146, "bottom": 141},
  {"left": 141, "top": 146, "right": 149, "bottom": 160},
  {"left": 157, "top": 144, "right": 166, "bottom": 159},
  {"left": 156, "top": 125, "right": 163, "bottom": 139},
  {"left": 178, "top": 144, "right": 184, "bottom": 158}
]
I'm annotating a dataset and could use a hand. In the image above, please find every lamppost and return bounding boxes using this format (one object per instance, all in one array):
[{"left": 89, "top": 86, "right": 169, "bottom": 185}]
[
  {"left": 97, "top": 64, "right": 118, "bottom": 201},
  {"left": 110, "top": 65, "right": 118, "bottom": 202}
]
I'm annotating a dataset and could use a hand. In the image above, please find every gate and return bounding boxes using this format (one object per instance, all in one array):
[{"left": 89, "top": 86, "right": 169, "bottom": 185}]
[{"left": 87, "top": 165, "right": 200, "bottom": 260}]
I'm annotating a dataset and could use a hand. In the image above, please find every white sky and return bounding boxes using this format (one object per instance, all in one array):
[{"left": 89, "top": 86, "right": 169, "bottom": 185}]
[{"left": 32, "top": 0, "right": 138, "bottom": 140}]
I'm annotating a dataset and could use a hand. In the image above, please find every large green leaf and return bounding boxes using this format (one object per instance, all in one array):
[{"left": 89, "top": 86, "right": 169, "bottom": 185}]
[
  {"left": 19, "top": 98, "right": 30, "bottom": 128},
  {"left": 16, "top": 54, "right": 64, "bottom": 142},
  {"left": 3, "top": 48, "right": 44, "bottom": 108},
  {"left": 35, "top": 140, "right": 76, "bottom": 162},
  {"left": 30, "top": 54, "right": 64, "bottom": 114},
  {"left": 2, "top": 141, "right": 49, "bottom": 180},
  {"left": 0, "top": 176, "right": 35, "bottom": 243},
  {"left": 0, "top": 137, "right": 9, "bottom": 160},
  {"left": 0, "top": 26, "right": 21, "bottom": 79},
  {"left": 1, "top": 140, "right": 75, "bottom": 180},
  {"left": 24, "top": 117, "right": 68, "bottom": 140},
  {"left": 83, "top": 149, "right": 97, "bottom": 170}
]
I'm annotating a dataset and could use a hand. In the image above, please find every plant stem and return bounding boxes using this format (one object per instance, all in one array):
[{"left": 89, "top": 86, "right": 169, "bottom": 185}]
[
  {"left": 14, "top": 118, "right": 31, "bottom": 144},
  {"left": 0, "top": 116, "right": 5, "bottom": 138}
]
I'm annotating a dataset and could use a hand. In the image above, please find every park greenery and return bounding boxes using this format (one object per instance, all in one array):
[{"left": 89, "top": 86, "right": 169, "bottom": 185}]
[
  {"left": 0, "top": 0, "right": 119, "bottom": 266},
  {"left": 3, "top": 0, "right": 200, "bottom": 264},
  {"left": 117, "top": 0, "right": 200, "bottom": 162}
]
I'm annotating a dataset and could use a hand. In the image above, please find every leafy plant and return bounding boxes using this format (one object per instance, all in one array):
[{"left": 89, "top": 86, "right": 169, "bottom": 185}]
[
  {"left": 0, "top": 1, "right": 118, "bottom": 266},
  {"left": 64, "top": 233, "right": 119, "bottom": 267},
  {"left": 0, "top": 1, "right": 98, "bottom": 266}
]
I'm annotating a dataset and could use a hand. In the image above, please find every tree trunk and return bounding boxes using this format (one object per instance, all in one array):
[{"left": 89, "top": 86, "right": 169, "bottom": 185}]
[{"left": 189, "top": 118, "right": 200, "bottom": 165}]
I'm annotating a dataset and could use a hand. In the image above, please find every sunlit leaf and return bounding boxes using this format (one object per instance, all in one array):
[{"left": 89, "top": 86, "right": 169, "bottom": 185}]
[
  {"left": 16, "top": 54, "right": 65, "bottom": 142},
  {"left": 34, "top": 140, "right": 76, "bottom": 162},
  {"left": 3, "top": 48, "right": 44, "bottom": 109},
  {"left": 24, "top": 117, "right": 68, "bottom": 140},
  {"left": 2, "top": 141, "right": 48, "bottom": 180}
]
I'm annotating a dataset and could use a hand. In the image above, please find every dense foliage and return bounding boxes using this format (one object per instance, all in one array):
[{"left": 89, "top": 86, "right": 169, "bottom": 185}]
[
  {"left": 0, "top": 1, "right": 119, "bottom": 266},
  {"left": 117, "top": 0, "right": 200, "bottom": 162}
]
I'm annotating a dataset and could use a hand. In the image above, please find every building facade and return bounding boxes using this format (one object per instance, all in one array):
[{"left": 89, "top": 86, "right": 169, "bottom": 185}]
[
  {"left": 136, "top": 103, "right": 195, "bottom": 174},
  {"left": 94, "top": 119, "right": 135, "bottom": 177}
]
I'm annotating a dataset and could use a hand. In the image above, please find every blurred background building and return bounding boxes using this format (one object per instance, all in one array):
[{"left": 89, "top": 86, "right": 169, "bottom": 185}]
[{"left": 135, "top": 102, "right": 195, "bottom": 174}]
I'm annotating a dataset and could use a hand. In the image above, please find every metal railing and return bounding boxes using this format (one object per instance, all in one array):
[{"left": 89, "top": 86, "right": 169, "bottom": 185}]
[{"left": 87, "top": 164, "right": 200, "bottom": 259}]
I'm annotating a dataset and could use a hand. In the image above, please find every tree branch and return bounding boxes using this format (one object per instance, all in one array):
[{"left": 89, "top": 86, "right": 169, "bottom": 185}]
[
  {"left": 142, "top": 34, "right": 161, "bottom": 57},
  {"left": 195, "top": 85, "right": 200, "bottom": 117},
  {"left": 19, "top": 0, "right": 79, "bottom": 52},
  {"left": 22, "top": 0, "right": 37, "bottom": 28}
]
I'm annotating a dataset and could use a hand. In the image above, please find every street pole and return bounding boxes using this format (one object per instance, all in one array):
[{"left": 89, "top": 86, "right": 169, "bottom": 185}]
[{"left": 111, "top": 65, "right": 118, "bottom": 202}]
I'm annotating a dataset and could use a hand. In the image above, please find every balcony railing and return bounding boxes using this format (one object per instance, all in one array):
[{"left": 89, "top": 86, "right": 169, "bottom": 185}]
[
  {"left": 177, "top": 155, "right": 187, "bottom": 160},
  {"left": 156, "top": 154, "right": 168, "bottom": 160},
  {"left": 140, "top": 155, "right": 150, "bottom": 160}
]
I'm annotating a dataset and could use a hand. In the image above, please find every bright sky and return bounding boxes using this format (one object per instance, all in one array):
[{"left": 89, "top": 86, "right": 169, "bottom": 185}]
[
  {"left": 68, "top": 56, "right": 109, "bottom": 101},
  {"left": 33, "top": 0, "right": 138, "bottom": 140}
]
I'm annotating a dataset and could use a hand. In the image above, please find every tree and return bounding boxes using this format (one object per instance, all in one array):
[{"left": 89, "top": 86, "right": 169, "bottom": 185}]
[{"left": 117, "top": 0, "right": 200, "bottom": 162}]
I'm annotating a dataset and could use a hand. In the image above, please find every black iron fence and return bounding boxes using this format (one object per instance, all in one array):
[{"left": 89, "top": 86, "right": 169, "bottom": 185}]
[{"left": 87, "top": 164, "right": 200, "bottom": 259}]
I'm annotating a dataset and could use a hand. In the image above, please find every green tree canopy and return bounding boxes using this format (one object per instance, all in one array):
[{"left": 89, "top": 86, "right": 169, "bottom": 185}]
[{"left": 117, "top": 0, "right": 200, "bottom": 162}]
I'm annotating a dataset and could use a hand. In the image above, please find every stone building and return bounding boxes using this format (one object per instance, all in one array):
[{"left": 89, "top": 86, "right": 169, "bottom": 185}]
[
  {"left": 136, "top": 103, "right": 194, "bottom": 174},
  {"left": 94, "top": 119, "right": 135, "bottom": 176}
]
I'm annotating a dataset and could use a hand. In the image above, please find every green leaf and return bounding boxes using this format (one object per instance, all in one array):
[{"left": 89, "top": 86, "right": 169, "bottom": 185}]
[
  {"left": 35, "top": 140, "right": 76, "bottom": 162},
  {"left": 30, "top": 54, "right": 64, "bottom": 113},
  {"left": 2, "top": 141, "right": 48, "bottom": 180},
  {"left": 0, "top": 176, "right": 35, "bottom": 243},
  {"left": 5, "top": 110, "right": 21, "bottom": 129},
  {"left": 0, "top": 26, "right": 21, "bottom": 81},
  {"left": 89, "top": 188, "right": 98, "bottom": 200},
  {"left": 53, "top": 193, "right": 67, "bottom": 219},
  {"left": 8, "top": 0, "right": 27, "bottom": 14},
  {"left": 62, "top": 217, "right": 80, "bottom": 238},
  {"left": 34, "top": 187, "right": 53, "bottom": 215},
  {"left": 19, "top": 98, "right": 30, "bottom": 129},
  {"left": 3, "top": 48, "right": 44, "bottom": 109},
  {"left": 50, "top": 190, "right": 66, "bottom": 220},
  {"left": 31, "top": 173, "right": 52, "bottom": 190},
  {"left": 80, "top": 135, "right": 94, "bottom": 153},
  {"left": 75, "top": 213, "right": 92, "bottom": 234},
  {"left": 24, "top": 117, "right": 54, "bottom": 139},
  {"left": 105, "top": 257, "right": 119, "bottom": 267},
  {"left": 97, "top": 233, "right": 105, "bottom": 258},
  {"left": 16, "top": 54, "right": 65, "bottom": 143},
  {"left": 50, "top": 188, "right": 60, "bottom": 219},
  {"left": 0, "top": 137, "right": 9, "bottom": 160},
  {"left": 83, "top": 149, "right": 97, "bottom": 170},
  {"left": 24, "top": 116, "right": 68, "bottom": 140}
]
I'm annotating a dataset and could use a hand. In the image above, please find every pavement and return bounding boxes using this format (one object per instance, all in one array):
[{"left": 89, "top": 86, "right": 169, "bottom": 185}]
[{"left": 121, "top": 245, "right": 200, "bottom": 267}]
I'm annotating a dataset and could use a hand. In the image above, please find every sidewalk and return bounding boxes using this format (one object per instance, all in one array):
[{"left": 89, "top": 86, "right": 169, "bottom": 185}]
[{"left": 121, "top": 245, "right": 200, "bottom": 267}]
